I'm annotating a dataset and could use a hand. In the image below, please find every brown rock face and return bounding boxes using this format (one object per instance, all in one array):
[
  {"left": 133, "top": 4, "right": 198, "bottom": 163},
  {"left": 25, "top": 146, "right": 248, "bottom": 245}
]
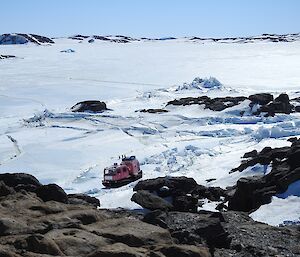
[{"left": 0, "top": 174, "right": 210, "bottom": 257}]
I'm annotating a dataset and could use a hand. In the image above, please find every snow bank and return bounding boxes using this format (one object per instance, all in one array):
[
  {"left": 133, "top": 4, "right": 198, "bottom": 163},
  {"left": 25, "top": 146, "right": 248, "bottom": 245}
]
[
  {"left": 250, "top": 196, "right": 300, "bottom": 226},
  {"left": 171, "top": 77, "right": 223, "bottom": 91},
  {"left": 253, "top": 126, "right": 300, "bottom": 141}
]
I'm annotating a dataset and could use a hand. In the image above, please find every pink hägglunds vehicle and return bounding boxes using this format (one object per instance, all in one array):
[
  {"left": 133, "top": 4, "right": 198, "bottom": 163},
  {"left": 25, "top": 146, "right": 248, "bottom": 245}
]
[{"left": 102, "top": 156, "right": 143, "bottom": 188}]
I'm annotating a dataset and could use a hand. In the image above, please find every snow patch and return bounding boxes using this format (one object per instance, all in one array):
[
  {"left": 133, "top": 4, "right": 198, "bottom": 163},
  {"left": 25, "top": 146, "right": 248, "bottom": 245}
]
[{"left": 250, "top": 196, "right": 300, "bottom": 226}]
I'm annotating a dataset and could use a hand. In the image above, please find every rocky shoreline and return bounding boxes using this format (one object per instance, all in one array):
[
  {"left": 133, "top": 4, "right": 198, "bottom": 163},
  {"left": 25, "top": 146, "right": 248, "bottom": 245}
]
[{"left": 1, "top": 137, "right": 300, "bottom": 257}]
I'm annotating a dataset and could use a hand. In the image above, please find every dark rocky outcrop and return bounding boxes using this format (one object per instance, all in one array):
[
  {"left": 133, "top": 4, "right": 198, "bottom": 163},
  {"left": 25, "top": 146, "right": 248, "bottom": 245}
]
[
  {"left": 0, "top": 181, "right": 15, "bottom": 197},
  {"left": 143, "top": 209, "right": 300, "bottom": 256},
  {"left": 248, "top": 93, "right": 273, "bottom": 105},
  {"left": 0, "top": 55, "right": 16, "bottom": 59},
  {"left": 0, "top": 173, "right": 211, "bottom": 257},
  {"left": 1, "top": 172, "right": 300, "bottom": 256},
  {"left": 165, "top": 92, "right": 299, "bottom": 116},
  {"left": 139, "top": 108, "right": 169, "bottom": 113},
  {"left": 0, "top": 173, "right": 41, "bottom": 189},
  {"left": 0, "top": 33, "right": 54, "bottom": 45},
  {"left": 131, "top": 190, "right": 173, "bottom": 211},
  {"left": 68, "top": 193, "right": 100, "bottom": 207},
  {"left": 132, "top": 177, "right": 226, "bottom": 212},
  {"left": 167, "top": 96, "right": 247, "bottom": 111},
  {"left": 144, "top": 210, "right": 231, "bottom": 249},
  {"left": 36, "top": 184, "right": 68, "bottom": 203},
  {"left": 71, "top": 100, "right": 108, "bottom": 113},
  {"left": 259, "top": 93, "right": 292, "bottom": 116},
  {"left": 229, "top": 138, "right": 300, "bottom": 212},
  {"left": 214, "top": 211, "right": 300, "bottom": 257}
]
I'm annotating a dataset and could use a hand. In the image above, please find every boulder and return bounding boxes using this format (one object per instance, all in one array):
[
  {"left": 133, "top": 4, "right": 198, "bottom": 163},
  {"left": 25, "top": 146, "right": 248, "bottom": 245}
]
[
  {"left": 0, "top": 181, "right": 15, "bottom": 197},
  {"left": 134, "top": 176, "right": 198, "bottom": 195},
  {"left": 287, "top": 148, "right": 300, "bottom": 170},
  {"left": 131, "top": 190, "right": 173, "bottom": 211},
  {"left": 71, "top": 100, "right": 108, "bottom": 113},
  {"left": 25, "top": 234, "right": 63, "bottom": 255},
  {"left": 36, "top": 184, "right": 68, "bottom": 203},
  {"left": 153, "top": 244, "right": 211, "bottom": 257},
  {"left": 139, "top": 109, "right": 169, "bottom": 113},
  {"left": 258, "top": 93, "right": 292, "bottom": 116},
  {"left": 0, "top": 33, "right": 54, "bottom": 45},
  {"left": 172, "top": 195, "right": 198, "bottom": 212},
  {"left": 248, "top": 93, "right": 273, "bottom": 105},
  {"left": 0, "top": 173, "right": 41, "bottom": 189},
  {"left": 228, "top": 176, "right": 273, "bottom": 212},
  {"left": 0, "top": 55, "right": 16, "bottom": 59},
  {"left": 220, "top": 211, "right": 300, "bottom": 257},
  {"left": 68, "top": 193, "right": 100, "bottom": 207},
  {"left": 242, "top": 150, "right": 258, "bottom": 159},
  {"left": 192, "top": 185, "right": 226, "bottom": 202},
  {"left": 87, "top": 243, "right": 147, "bottom": 257},
  {"left": 144, "top": 211, "right": 230, "bottom": 249},
  {"left": 229, "top": 139, "right": 300, "bottom": 212},
  {"left": 167, "top": 96, "right": 247, "bottom": 112}
]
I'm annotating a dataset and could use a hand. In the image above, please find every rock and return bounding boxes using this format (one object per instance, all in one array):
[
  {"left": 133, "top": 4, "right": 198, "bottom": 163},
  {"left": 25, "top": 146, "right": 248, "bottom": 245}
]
[
  {"left": 36, "top": 184, "right": 68, "bottom": 203},
  {"left": 0, "top": 247, "right": 20, "bottom": 257},
  {"left": 295, "top": 106, "right": 300, "bottom": 112},
  {"left": 85, "top": 216, "right": 173, "bottom": 247},
  {"left": 192, "top": 185, "right": 226, "bottom": 202},
  {"left": 144, "top": 211, "right": 230, "bottom": 249},
  {"left": 87, "top": 243, "right": 147, "bottom": 257},
  {"left": 242, "top": 150, "right": 258, "bottom": 158},
  {"left": 0, "top": 172, "right": 299, "bottom": 256},
  {"left": 258, "top": 93, "right": 292, "bottom": 116},
  {"left": 0, "top": 181, "right": 15, "bottom": 197},
  {"left": 167, "top": 96, "right": 247, "bottom": 112},
  {"left": 154, "top": 244, "right": 211, "bottom": 257},
  {"left": 71, "top": 210, "right": 101, "bottom": 225},
  {"left": 272, "top": 93, "right": 292, "bottom": 114},
  {"left": 131, "top": 190, "right": 173, "bottom": 211},
  {"left": 0, "top": 33, "right": 54, "bottom": 45},
  {"left": 220, "top": 211, "right": 300, "bottom": 256},
  {"left": 71, "top": 100, "right": 108, "bottom": 113},
  {"left": 133, "top": 177, "right": 226, "bottom": 213},
  {"left": 139, "top": 109, "right": 169, "bottom": 113},
  {"left": 25, "top": 234, "right": 63, "bottom": 255},
  {"left": 228, "top": 176, "right": 273, "bottom": 212},
  {"left": 0, "top": 217, "right": 29, "bottom": 236},
  {"left": 46, "top": 229, "right": 109, "bottom": 256},
  {"left": 0, "top": 55, "right": 16, "bottom": 60},
  {"left": 229, "top": 139, "right": 300, "bottom": 212},
  {"left": 134, "top": 177, "right": 198, "bottom": 196},
  {"left": 172, "top": 195, "right": 198, "bottom": 213},
  {"left": 287, "top": 148, "right": 300, "bottom": 170},
  {"left": 0, "top": 173, "right": 41, "bottom": 189},
  {"left": 248, "top": 93, "right": 273, "bottom": 105},
  {"left": 68, "top": 193, "right": 100, "bottom": 207}
]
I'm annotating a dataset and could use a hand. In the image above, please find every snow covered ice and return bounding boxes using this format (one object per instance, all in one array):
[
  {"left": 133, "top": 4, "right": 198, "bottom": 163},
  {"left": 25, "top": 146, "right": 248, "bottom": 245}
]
[{"left": 1, "top": 37, "right": 300, "bottom": 225}]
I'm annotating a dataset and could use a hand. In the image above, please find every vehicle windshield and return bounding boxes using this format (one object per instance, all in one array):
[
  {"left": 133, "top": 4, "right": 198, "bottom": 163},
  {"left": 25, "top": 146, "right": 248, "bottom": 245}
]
[{"left": 104, "top": 168, "right": 117, "bottom": 175}]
